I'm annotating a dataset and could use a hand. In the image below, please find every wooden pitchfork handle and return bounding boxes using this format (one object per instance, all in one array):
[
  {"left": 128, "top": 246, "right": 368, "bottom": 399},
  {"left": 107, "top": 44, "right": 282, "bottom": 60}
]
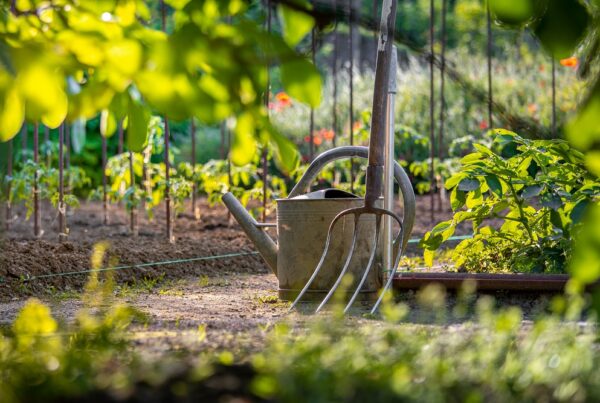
[{"left": 365, "top": 0, "right": 398, "bottom": 208}]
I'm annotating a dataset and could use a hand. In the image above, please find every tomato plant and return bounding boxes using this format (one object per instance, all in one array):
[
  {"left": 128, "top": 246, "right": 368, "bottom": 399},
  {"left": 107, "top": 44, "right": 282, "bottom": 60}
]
[
  {"left": 8, "top": 161, "right": 89, "bottom": 219},
  {"left": 421, "top": 130, "right": 600, "bottom": 273}
]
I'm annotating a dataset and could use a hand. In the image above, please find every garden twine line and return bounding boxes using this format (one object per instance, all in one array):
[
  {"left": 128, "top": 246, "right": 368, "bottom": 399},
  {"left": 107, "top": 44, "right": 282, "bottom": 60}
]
[{"left": 7, "top": 235, "right": 472, "bottom": 283}]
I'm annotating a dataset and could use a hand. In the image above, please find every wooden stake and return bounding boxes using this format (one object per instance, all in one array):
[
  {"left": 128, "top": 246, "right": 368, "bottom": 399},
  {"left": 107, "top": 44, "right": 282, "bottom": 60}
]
[
  {"left": 20, "top": 123, "right": 27, "bottom": 163},
  {"left": 349, "top": 0, "right": 355, "bottom": 193},
  {"left": 44, "top": 125, "right": 50, "bottom": 167},
  {"left": 332, "top": 0, "right": 338, "bottom": 147},
  {"left": 191, "top": 119, "right": 199, "bottom": 220},
  {"left": 438, "top": 0, "right": 447, "bottom": 212},
  {"left": 58, "top": 123, "right": 66, "bottom": 242},
  {"left": 309, "top": 27, "right": 316, "bottom": 162},
  {"left": 164, "top": 117, "right": 173, "bottom": 242},
  {"left": 117, "top": 117, "right": 124, "bottom": 155},
  {"left": 428, "top": 0, "right": 435, "bottom": 223},
  {"left": 551, "top": 58, "right": 556, "bottom": 137},
  {"left": 486, "top": 2, "right": 493, "bottom": 129},
  {"left": 262, "top": 0, "right": 271, "bottom": 223},
  {"left": 33, "top": 122, "right": 41, "bottom": 237},
  {"left": 161, "top": 0, "right": 173, "bottom": 242},
  {"left": 101, "top": 134, "right": 108, "bottom": 225},
  {"left": 129, "top": 150, "right": 138, "bottom": 236},
  {"left": 5, "top": 138, "right": 12, "bottom": 231}
]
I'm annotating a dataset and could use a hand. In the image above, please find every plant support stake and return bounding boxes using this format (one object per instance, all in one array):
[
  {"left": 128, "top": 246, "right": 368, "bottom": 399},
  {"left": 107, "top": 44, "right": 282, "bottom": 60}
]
[
  {"left": 551, "top": 58, "right": 556, "bottom": 136},
  {"left": 332, "top": 0, "right": 338, "bottom": 147},
  {"left": 486, "top": 2, "right": 493, "bottom": 128},
  {"left": 101, "top": 133, "right": 108, "bottom": 225},
  {"left": 438, "top": 0, "right": 447, "bottom": 212},
  {"left": 309, "top": 27, "right": 316, "bottom": 162},
  {"left": 161, "top": 0, "right": 173, "bottom": 242},
  {"left": 191, "top": 119, "right": 199, "bottom": 219},
  {"left": 129, "top": 150, "right": 138, "bottom": 237},
  {"left": 33, "top": 122, "right": 41, "bottom": 237},
  {"left": 428, "top": 0, "right": 435, "bottom": 222},
  {"left": 349, "top": 0, "right": 355, "bottom": 192},
  {"left": 58, "top": 123, "right": 66, "bottom": 242},
  {"left": 5, "top": 138, "right": 12, "bottom": 231},
  {"left": 262, "top": 0, "right": 271, "bottom": 223}
]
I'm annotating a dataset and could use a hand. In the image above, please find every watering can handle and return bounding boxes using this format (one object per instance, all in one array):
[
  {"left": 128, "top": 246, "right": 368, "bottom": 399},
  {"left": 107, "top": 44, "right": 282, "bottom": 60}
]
[{"left": 287, "top": 145, "right": 415, "bottom": 251}]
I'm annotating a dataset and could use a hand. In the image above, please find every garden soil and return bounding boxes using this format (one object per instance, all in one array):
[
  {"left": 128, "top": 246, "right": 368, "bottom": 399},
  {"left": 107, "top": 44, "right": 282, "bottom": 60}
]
[
  {"left": 0, "top": 195, "right": 462, "bottom": 301},
  {"left": 0, "top": 196, "right": 555, "bottom": 357}
]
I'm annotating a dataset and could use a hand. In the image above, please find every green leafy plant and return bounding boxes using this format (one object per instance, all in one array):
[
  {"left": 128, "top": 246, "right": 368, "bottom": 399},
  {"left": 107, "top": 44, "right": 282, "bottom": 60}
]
[{"left": 421, "top": 130, "right": 600, "bottom": 273}]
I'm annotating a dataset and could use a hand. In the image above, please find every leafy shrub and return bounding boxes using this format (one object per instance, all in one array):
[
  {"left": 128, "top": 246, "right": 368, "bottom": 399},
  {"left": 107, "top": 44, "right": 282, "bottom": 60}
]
[{"left": 421, "top": 130, "right": 600, "bottom": 273}]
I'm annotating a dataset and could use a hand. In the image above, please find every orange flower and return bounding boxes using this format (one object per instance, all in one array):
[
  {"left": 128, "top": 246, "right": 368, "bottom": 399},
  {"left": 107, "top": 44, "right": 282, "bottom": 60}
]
[
  {"left": 560, "top": 57, "right": 578, "bottom": 68},
  {"left": 539, "top": 64, "right": 545, "bottom": 72},
  {"left": 275, "top": 91, "right": 292, "bottom": 108},
  {"left": 352, "top": 121, "right": 363, "bottom": 133},
  {"left": 313, "top": 135, "right": 323, "bottom": 146},
  {"left": 321, "top": 129, "right": 335, "bottom": 141},
  {"left": 527, "top": 103, "right": 538, "bottom": 115}
]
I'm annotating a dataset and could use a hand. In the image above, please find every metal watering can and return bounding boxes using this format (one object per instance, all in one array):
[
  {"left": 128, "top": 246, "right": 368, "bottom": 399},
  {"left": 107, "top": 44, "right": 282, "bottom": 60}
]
[{"left": 222, "top": 145, "right": 415, "bottom": 301}]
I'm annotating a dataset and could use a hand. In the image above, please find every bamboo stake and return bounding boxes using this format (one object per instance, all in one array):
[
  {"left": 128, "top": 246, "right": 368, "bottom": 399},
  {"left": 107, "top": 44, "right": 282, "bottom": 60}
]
[
  {"left": 101, "top": 133, "right": 108, "bottom": 225},
  {"left": 428, "top": 0, "right": 435, "bottom": 223},
  {"left": 33, "top": 122, "right": 41, "bottom": 237},
  {"left": 58, "top": 123, "right": 66, "bottom": 242}
]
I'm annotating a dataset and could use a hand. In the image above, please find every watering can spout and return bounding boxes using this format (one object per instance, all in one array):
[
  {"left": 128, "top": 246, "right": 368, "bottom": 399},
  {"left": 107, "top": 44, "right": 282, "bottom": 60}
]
[{"left": 222, "top": 192, "right": 278, "bottom": 275}]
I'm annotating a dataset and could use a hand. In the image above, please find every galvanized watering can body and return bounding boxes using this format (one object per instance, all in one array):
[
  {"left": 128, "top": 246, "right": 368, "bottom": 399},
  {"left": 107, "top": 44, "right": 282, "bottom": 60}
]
[
  {"left": 276, "top": 190, "right": 383, "bottom": 301},
  {"left": 222, "top": 146, "right": 416, "bottom": 301}
]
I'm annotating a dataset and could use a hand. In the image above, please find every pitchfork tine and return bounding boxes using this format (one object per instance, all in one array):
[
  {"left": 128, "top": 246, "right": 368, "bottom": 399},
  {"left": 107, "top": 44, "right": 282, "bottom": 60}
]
[
  {"left": 371, "top": 220, "right": 405, "bottom": 314},
  {"left": 343, "top": 215, "right": 382, "bottom": 313},
  {"left": 315, "top": 214, "right": 361, "bottom": 313},
  {"left": 288, "top": 210, "right": 350, "bottom": 311}
]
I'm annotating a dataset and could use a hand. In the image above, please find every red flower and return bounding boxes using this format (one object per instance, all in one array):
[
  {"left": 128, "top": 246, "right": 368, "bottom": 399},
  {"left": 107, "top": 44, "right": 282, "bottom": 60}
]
[
  {"left": 313, "top": 134, "right": 323, "bottom": 146},
  {"left": 275, "top": 92, "right": 292, "bottom": 108},
  {"left": 527, "top": 103, "right": 538, "bottom": 115},
  {"left": 321, "top": 129, "right": 335, "bottom": 141},
  {"left": 560, "top": 57, "right": 578, "bottom": 68},
  {"left": 479, "top": 120, "right": 488, "bottom": 130}
]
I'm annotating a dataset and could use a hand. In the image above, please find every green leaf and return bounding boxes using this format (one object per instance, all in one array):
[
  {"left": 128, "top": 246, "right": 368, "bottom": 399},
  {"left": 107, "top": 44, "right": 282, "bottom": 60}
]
[
  {"left": 424, "top": 249, "right": 435, "bottom": 267},
  {"left": 0, "top": 85, "right": 25, "bottom": 142},
  {"left": 450, "top": 187, "right": 466, "bottom": 211},
  {"left": 269, "top": 127, "right": 299, "bottom": 174},
  {"left": 100, "top": 109, "right": 118, "bottom": 138},
  {"left": 522, "top": 185, "right": 543, "bottom": 199},
  {"left": 278, "top": 2, "right": 314, "bottom": 47},
  {"left": 489, "top": 0, "right": 535, "bottom": 27},
  {"left": 566, "top": 80, "right": 600, "bottom": 153},
  {"left": 126, "top": 100, "right": 151, "bottom": 152},
  {"left": 458, "top": 178, "right": 480, "bottom": 192},
  {"left": 231, "top": 112, "right": 257, "bottom": 166},
  {"left": 485, "top": 175, "right": 502, "bottom": 197},
  {"left": 533, "top": 0, "right": 590, "bottom": 59},
  {"left": 445, "top": 172, "right": 465, "bottom": 190},
  {"left": 281, "top": 57, "right": 322, "bottom": 108},
  {"left": 570, "top": 199, "right": 589, "bottom": 223}
]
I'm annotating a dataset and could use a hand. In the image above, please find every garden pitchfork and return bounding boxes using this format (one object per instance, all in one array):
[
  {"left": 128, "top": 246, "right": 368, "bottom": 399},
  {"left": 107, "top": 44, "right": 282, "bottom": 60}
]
[{"left": 290, "top": 0, "right": 402, "bottom": 314}]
